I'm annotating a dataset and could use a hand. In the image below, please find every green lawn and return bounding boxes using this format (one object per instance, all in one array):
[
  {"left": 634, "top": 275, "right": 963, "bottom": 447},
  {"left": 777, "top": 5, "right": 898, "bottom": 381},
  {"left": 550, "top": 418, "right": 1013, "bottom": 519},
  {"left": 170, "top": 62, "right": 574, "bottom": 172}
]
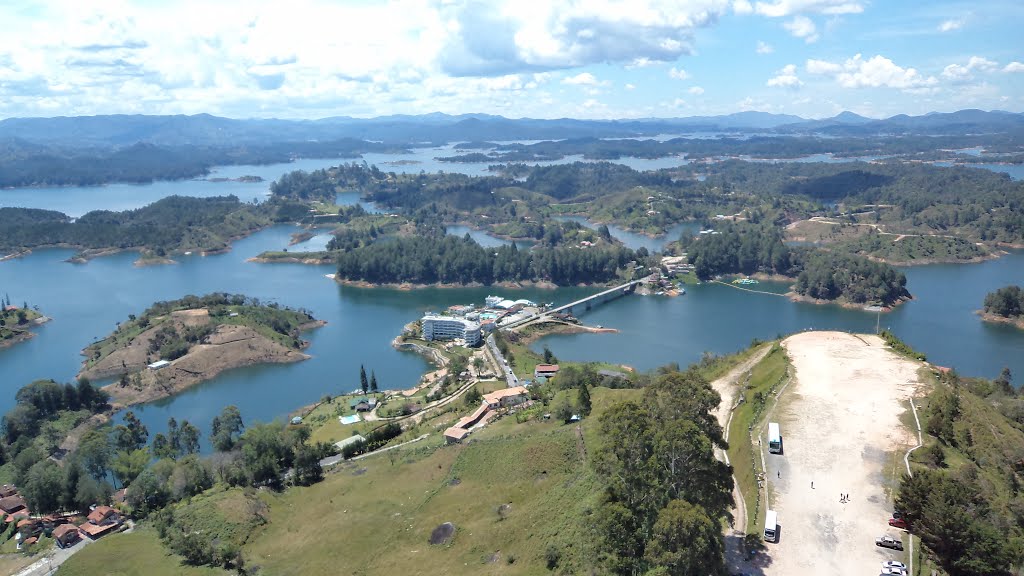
[{"left": 55, "top": 528, "right": 229, "bottom": 576}]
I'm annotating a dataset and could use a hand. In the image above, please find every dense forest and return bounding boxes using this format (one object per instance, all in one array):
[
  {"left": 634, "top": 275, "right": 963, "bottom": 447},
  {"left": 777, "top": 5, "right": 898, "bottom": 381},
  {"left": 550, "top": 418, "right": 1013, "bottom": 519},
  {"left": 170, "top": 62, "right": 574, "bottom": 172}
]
[
  {"left": 983, "top": 285, "right": 1024, "bottom": 319},
  {"left": 683, "top": 224, "right": 910, "bottom": 306},
  {"left": 898, "top": 369, "right": 1024, "bottom": 575},
  {"left": 593, "top": 368, "right": 732, "bottom": 574},
  {"left": 335, "top": 234, "right": 639, "bottom": 286},
  {"left": 0, "top": 195, "right": 310, "bottom": 257}
]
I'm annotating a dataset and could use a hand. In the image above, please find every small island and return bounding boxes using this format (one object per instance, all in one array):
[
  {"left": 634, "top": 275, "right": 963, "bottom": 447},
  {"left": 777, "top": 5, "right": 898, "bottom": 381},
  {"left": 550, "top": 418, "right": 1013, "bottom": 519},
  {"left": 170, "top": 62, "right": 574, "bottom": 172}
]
[
  {"left": 0, "top": 299, "right": 50, "bottom": 349},
  {"left": 980, "top": 285, "right": 1024, "bottom": 329},
  {"left": 79, "top": 293, "right": 325, "bottom": 406}
]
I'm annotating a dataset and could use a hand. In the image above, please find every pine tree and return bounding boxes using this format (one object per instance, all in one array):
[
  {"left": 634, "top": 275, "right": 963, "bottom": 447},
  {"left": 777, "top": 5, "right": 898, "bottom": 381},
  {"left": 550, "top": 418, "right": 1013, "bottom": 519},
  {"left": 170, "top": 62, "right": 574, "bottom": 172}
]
[
  {"left": 578, "top": 382, "right": 592, "bottom": 418},
  {"left": 370, "top": 371, "right": 378, "bottom": 392},
  {"left": 359, "top": 365, "right": 368, "bottom": 394}
]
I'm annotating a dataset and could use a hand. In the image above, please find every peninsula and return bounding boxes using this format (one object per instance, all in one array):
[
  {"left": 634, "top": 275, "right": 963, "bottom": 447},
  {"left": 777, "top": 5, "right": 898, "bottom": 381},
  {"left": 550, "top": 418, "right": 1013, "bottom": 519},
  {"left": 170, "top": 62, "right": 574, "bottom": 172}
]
[{"left": 78, "top": 293, "right": 324, "bottom": 406}]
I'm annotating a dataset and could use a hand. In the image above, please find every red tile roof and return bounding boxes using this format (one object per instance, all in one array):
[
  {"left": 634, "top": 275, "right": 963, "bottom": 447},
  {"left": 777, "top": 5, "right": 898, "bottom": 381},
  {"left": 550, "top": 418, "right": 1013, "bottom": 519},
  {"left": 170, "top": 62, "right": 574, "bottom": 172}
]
[
  {"left": 0, "top": 496, "right": 26, "bottom": 513},
  {"left": 87, "top": 505, "right": 115, "bottom": 524},
  {"left": 53, "top": 524, "right": 80, "bottom": 540},
  {"left": 79, "top": 522, "right": 118, "bottom": 538},
  {"left": 444, "top": 427, "right": 470, "bottom": 441}
]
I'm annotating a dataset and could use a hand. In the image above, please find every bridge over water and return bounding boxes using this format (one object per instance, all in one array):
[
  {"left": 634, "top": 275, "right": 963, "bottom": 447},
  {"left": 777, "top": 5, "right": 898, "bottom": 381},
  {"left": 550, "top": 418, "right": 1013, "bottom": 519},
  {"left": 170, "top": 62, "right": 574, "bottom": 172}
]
[{"left": 502, "top": 277, "right": 648, "bottom": 330}]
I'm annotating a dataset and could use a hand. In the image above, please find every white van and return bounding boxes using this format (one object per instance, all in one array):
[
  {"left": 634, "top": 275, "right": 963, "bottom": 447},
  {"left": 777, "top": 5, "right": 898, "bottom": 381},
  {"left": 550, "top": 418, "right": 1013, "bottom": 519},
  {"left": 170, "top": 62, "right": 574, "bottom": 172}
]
[{"left": 764, "top": 509, "right": 778, "bottom": 542}]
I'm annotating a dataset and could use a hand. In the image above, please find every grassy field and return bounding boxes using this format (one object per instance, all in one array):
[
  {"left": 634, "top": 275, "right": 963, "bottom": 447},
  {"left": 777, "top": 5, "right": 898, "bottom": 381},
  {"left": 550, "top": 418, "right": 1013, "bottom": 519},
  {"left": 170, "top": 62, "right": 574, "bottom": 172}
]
[
  {"left": 724, "top": 342, "right": 790, "bottom": 534},
  {"left": 56, "top": 528, "right": 230, "bottom": 576},
  {"left": 240, "top": 386, "right": 639, "bottom": 575}
]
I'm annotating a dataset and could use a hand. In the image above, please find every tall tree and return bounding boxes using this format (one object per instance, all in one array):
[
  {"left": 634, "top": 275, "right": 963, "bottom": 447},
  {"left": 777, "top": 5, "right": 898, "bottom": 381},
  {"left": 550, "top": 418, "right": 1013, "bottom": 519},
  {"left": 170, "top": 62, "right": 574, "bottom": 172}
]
[
  {"left": 210, "top": 405, "right": 245, "bottom": 452},
  {"left": 360, "top": 365, "right": 369, "bottom": 394},
  {"left": 113, "top": 411, "right": 149, "bottom": 452},
  {"left": 178, "top": 421, "right": 201, "bottom": 456},
  {"left": 112, "top": 448, "right": 150, "bottom": 487},
  {"left": 22, "top": 459, "right": 64, "bottom": 515},
  {"left": 578, "top": 381, "right": 592, "bottom": 418},
  {"left": 644, "top": 500, "right": 726, "bottom": 576},
  {"left": 77, "top": 428, "right": 113, "bottom": 481},
  {"left": 370, "top": 371, "right": 378, "bottom": 393}
]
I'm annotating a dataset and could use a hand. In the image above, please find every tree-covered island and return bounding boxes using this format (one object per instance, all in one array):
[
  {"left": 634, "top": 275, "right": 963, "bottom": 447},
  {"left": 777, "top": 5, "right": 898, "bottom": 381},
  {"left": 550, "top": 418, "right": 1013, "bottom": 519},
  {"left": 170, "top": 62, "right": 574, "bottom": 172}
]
[
  {"left": 79, "top": 293, "right": 324, "bottom": 406},
  {"left": 980, "top": 285, "right": 1024, "bottom": 329},
  {"left": 0, "top": 297, "right": 49, "bottom": 349}
]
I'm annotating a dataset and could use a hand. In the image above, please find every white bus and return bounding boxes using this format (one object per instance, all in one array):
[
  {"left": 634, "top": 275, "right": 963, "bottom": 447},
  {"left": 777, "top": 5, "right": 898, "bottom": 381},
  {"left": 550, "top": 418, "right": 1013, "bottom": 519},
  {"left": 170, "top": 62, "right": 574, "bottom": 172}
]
[
  {"left": 768, "top": 422, "right": 783, "bottom": 454},
  {"left": 764, "top": 509, "right": 778, "bottom": 542}
]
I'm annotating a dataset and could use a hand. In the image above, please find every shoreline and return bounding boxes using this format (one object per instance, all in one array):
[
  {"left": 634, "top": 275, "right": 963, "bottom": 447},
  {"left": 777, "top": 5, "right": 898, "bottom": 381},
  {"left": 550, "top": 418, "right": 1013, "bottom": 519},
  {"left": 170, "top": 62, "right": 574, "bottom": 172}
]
[
  {"left": 786, "top": 292, "right": 909, "bottom": 312},
  {"left": 334, "top": 277, "right": 568, "bottom": 290},
  {"left": 514, "top": 321, "right": 619, "bottom": 346},
  {"left": 0, "top": 315, "right": 52, "bottom": 350},
  {"left": 977, "top": 311, "right": 1024, "bottom": 330}
]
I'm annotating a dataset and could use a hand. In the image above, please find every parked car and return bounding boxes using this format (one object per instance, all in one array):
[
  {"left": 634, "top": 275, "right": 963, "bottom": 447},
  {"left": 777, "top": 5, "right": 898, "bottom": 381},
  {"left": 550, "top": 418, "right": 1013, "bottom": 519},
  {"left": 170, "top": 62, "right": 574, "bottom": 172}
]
[
  {"left": 888, "top": 517, "right": 908, "bottom": 529},
  {"left": 880, "top": 567, "right": 907, "bottom": 576},
  {"left": 882, "top": 561, "right": 907, "bottom": 570},
  {"left": 875, "top": 535, "right": 904, "bottom": 550}
]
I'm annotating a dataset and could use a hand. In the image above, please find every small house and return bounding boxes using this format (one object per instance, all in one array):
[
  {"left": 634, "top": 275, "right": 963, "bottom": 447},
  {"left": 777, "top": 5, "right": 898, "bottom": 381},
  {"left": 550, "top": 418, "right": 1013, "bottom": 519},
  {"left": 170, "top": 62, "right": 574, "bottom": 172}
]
[
  {"left": 53, "top": 524, "right": 81, "bottom": 549},
  {"left": 147, "top": 360, "right": 171, "bottom": 370},
  {"left": 79, "top": 505, "right": 122, "bottom": 539},
  {"left": 534, "top": 364, "right": 560, "bottom": 379},
  {"left": 482, "top": 386, "right": 529, "bottom": 410},
  {"left": 0, "top": 485, "right": 17, "bottom": 499},
  {"left": 349, "top": 397, "right": 378, "bottom": 412},
  {"left": 0, "top": 496, "right": 27, "bottom": 515},
  {"left": 335, "top": 434, "right": 367, "bottom": 451},
  {"left": 444, "top": 427, "right": 470, "bottom": 444}
]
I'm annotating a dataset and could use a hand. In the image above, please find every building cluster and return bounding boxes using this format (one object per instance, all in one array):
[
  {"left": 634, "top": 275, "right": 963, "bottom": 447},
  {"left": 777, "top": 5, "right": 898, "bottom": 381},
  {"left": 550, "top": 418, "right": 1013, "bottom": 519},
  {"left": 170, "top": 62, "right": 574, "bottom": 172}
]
[
  {"left": 420, "top": 295, "right": 543, "bottom": 347},
  {"left": 443, "top": 385, "right": 531, "bottom": 444},
  {"left": 660, "top": 254, "right": 693, "bottom": 276},
  {"left": 0, "top": 483, "right": 125, "bottom": 551}
]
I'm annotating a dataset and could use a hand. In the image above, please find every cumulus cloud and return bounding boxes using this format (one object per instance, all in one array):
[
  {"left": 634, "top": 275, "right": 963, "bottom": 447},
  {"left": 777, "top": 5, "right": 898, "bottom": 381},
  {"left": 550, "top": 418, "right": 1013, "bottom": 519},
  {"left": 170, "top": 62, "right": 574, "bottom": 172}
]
[
  {"left": 688, "top": 86, "right": 705, "bottom": 95},
  {"left": 669, "top": 67, "right": 691, "bottom": 80},
  {"left": 937, "top": 18, "right": 964, "bottom": 32},
  {"left": 766, "top": 64, "right": 802, "bottom": 87},
  {"left": 1004, "top": 62, "right": 1024, "bottom": 73},
  {"left": 941, "top": 56, "right": 999, "bottom": 82},
  {"left": 733, "top": 0, "right": 754, "bottom": 14},
  {"left": 756, "top": 41, "right": 774, "bottom": 54},
  {"left": 437, "top": 0, "right": 731, "bottom": 76},
  {"left": 754, "top": 0, "right": 863, "bottom": 17},
  {"left": 806, "top": 54, "right": 937, "bottom": 90},
  {"left": 783, "top": 15, "right": 819, "bottom": 43},
  {"left": 562, "top": 72, "right": 600, "bottom": 85}
]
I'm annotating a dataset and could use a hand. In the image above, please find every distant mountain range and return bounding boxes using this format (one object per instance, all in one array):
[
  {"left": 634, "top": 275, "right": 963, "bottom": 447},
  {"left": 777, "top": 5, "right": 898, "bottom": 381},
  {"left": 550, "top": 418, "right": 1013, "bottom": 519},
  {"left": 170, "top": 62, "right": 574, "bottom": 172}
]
[{"left": 0, "top": 109, "right": 1021, "bottom": 148}]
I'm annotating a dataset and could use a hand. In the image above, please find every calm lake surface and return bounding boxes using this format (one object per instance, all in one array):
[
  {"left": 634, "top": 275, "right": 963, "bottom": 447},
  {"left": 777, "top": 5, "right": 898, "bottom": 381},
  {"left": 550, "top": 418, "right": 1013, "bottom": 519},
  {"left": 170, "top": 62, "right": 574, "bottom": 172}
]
[{"left": 1, "top": 153, "right": 1023, "bottom": 450}]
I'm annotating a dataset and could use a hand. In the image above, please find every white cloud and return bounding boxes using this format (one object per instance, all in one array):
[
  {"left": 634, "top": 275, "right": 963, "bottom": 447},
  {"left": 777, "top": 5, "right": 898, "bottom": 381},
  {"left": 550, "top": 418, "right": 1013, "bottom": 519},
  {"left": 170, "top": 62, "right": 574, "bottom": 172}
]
[
  {"left": 806, "top": 58, "right": 842, "bottom": 74},
  {"left": 756, "top": 41, "right": 774, "bottom": 54},
  {"left": 766, "top": 63, "right": 802, "bottom": 87},
  {"left": 806, "top": 53, "right": 937, "bottom": 90},
  {"left": 733, "top": 0, "right": 754, "bottom": 14},
  {"left": 625, "top": 57, "right": 656, "bottom": 69},
  {"left": 783, "top": 15, "right": 819, "bottom": 43},
  {"left": 562, "top": 72, "right": 599, "bottom": 85},
  {"left": 669, "top": 67, "right": 691, "bottom": 80},
  {"left": 941, "top": 56, "right": 999, "bottom": 82},
  {"left": 625, "top": 83, "right": 636, "bottom": 90},
  {"left": 688, "top": 86, "right": 705, "bottom": 95},
  {"left": 1004, "top": 62, "right": 1024, "bottom": 73},
  {"left": 754, "top": 0, "right": 863, "bottom": 18},
  {"left": 937, "top": 18, "right": 964, "bottom": 32}
]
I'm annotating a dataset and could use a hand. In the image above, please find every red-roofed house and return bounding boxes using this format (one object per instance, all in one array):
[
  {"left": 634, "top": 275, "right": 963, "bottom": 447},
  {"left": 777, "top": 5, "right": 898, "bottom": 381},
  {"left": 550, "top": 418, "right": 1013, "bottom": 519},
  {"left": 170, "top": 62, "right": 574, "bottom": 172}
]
[
  {"left": 79, "top": 506, "right": 122, "bottom": 539},
  {"left": 53, "top": 524, "right": 81, "bottom": 548},
  {"left": 0, "top": 485, "right": 17, "bottom": 499},
  {"left": 534, "top": 364, "right": 560, "bottom": 379}
]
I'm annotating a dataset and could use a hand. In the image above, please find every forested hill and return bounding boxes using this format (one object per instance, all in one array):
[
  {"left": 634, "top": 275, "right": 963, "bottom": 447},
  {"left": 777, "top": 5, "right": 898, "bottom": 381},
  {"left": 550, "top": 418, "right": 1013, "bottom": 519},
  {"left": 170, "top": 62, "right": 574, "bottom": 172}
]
[
  {"left": 335, "top": 234, "right": 641, "bottom": 286},
  {"left": 683, "top": 224, "right": 910, "bottom": 306},
  {"left": 983, "top": 285, "right": 1024, "bottom": 320},
  {"left": 0, "top": 195, "right": 307, "bottom": 258}
]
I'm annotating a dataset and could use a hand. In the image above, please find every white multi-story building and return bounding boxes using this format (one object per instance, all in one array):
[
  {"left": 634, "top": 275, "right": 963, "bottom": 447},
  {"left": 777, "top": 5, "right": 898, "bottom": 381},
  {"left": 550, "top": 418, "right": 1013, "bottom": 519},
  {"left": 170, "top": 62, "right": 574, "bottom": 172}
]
[{"left": 421, "top": 315, "right": 482, "bottom": 346}]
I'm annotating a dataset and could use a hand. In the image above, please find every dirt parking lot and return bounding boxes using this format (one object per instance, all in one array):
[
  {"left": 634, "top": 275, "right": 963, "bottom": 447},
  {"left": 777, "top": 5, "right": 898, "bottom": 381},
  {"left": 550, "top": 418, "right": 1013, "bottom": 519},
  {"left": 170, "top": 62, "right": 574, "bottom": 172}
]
[{"left": 762, "top": 331, "right": 922, "bottom": 576}]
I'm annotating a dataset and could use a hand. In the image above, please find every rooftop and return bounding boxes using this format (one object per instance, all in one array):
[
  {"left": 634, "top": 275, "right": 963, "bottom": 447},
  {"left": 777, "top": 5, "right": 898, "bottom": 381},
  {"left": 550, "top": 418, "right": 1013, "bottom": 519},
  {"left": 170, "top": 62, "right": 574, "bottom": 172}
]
[{"left": 482, "top": 386, "right": 529, "bottom": 405}]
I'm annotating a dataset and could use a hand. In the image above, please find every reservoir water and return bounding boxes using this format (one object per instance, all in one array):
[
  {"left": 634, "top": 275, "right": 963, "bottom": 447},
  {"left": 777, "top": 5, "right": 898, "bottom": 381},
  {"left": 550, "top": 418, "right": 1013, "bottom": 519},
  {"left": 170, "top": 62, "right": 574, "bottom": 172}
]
[{"left": 1, "top": 153, "right": 1023, "bottom": 450}]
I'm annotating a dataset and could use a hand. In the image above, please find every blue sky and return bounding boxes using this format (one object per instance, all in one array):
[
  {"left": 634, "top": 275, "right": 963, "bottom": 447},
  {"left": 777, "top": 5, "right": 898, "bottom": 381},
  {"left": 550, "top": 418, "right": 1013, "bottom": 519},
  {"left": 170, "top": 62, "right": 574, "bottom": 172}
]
[{"left": 0, "top": 0, "right": 1021, "bottom": 120}]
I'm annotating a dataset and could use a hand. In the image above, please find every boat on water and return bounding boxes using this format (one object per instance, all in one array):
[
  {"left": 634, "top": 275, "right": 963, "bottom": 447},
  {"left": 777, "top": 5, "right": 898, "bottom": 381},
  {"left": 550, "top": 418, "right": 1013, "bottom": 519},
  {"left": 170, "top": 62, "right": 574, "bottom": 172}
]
[{"left": 732, "top": 278, "right": 759, "bottom": 285}]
